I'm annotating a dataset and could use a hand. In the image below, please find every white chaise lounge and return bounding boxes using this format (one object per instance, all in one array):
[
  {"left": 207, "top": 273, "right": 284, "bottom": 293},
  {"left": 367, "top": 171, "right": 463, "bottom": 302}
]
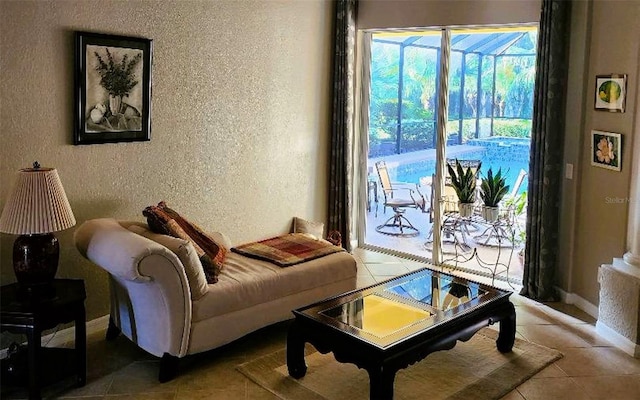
[{"left": 74, "top": 218, "right": 357, "bottom": 381}]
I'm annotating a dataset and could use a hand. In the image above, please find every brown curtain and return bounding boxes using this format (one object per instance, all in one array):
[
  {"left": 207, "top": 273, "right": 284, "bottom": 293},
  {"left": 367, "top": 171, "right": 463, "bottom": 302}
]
[
  {"left": 328, "top": 0, "right": 357, "bottom": 250},
  {"left": 520, "top": 0, "right": 572, "bottom": 301}
]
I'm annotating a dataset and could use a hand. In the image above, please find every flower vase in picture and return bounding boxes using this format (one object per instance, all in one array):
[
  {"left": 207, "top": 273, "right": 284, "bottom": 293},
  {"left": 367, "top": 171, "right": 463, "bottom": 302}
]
[{"left": 109, "top": 94, "right": 122, "bottom": 115}]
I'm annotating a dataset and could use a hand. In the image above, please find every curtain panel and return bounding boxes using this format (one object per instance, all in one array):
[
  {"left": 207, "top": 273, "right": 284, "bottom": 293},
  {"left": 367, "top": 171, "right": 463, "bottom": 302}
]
[
  {"left": 521, "top": 0, "right": 572, "bottom": 300},
  {"left": 328, "top": 0, "right": 357, "bottom": 250}
]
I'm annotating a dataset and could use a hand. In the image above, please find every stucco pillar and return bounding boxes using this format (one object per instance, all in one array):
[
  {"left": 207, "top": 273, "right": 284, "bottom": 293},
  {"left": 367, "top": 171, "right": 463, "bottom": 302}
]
[
  {"left": 623, "top": 150, "right": 640, "bottom": 266},
  {"left": 624, "top": 20, "right": 640, "bottom": 268}
]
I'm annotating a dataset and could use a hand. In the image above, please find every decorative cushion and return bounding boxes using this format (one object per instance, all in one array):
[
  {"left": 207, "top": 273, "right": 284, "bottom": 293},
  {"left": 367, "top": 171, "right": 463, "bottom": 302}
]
[
  {"left": 209, "top": 231, "right": 232, "bottom": 252},
  {"left": 326, "top": 230, "right": 342, "bottom": 247},
  {"left": 127, "top": 225, "right": 208, "bottom": 300},
  {"left": 143, "top": 202, "right": 227, "bottom": 284},
  {"left": 157, "top": 202, "right": 231, "bottom": 254},
  {"left": 232, "top": 233, "right": 344, "bottom": 267},
  {"left": 292, "top": 217, "right": 324, "bottom": 240}
]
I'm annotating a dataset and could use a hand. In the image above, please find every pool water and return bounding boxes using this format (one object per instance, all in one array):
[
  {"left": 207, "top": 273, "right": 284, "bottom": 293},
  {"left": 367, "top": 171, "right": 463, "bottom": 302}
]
[
  {"left": 383, "top": 137, "right": 530, "bottom": 195},
  {"left": 395, "top": 161, "right": 528, "bottom": 195}
]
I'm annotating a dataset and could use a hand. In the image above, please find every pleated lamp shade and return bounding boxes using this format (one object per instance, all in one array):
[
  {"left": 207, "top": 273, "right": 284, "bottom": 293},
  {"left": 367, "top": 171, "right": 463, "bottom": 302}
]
[{"left": 0, "top": 166, "right": 76, "bottom": 235}]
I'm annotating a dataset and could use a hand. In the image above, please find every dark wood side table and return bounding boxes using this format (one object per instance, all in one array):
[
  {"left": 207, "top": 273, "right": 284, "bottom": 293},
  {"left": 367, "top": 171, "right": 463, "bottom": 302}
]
[{"left": 1, "top": 279, "right": 86, "bottom": 400}]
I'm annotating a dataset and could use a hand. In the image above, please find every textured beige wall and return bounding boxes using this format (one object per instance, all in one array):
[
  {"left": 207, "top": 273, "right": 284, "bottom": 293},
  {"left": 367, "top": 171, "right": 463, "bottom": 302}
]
[
  {"left": 569, "top": 0, "right": 639, "bottom": 305},
  {"left": 0, "top": 0, "right": 333, "bottom": 320},
  {"left": 358, "top": 0, "right": 541, "bottom": 30}
]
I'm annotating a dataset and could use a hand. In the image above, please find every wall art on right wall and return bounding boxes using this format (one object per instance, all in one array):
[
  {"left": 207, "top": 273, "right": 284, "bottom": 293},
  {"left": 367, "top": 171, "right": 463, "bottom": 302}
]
[
  {"left": 591, "top": 130, "right": 622, "bottom": 171},
  {"left": 594, "top": 74, "right": 627, "bottom": 112}
]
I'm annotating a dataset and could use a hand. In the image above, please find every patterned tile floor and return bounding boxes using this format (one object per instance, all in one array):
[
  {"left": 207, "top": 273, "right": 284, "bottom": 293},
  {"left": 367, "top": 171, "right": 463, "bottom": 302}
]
[{"left": 2, "top": 249, "right": 638, "bottom": 399}]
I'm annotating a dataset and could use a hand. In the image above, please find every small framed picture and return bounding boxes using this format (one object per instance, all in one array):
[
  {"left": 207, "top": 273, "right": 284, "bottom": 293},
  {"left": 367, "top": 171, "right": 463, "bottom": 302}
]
[
  {"left": 74, "top": 31, "right": 153, "bottom": 145},
  {"left": 594, "top": 74, "right": 626, "bottom": 112},
  {"left": 591, "top": 130, "right": 622, "bottom": 171}
]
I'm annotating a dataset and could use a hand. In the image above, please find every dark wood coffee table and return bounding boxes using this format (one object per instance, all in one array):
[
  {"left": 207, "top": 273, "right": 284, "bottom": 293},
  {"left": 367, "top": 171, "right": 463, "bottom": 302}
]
[{"left": 287, "top": 268, "right": 515, "bottom": 400}]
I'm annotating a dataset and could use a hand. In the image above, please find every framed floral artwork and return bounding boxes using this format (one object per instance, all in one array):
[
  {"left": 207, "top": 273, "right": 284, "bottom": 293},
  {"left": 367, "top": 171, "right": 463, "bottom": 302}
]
[
  {"left": 74, "top": 31, "right": 153, "bottom": 145},
  {"left": 594, "top": 74, "right": 626, "bottom": 113},
  {"left": 591, "top": 130, "right": 622, "bottom": 171}
]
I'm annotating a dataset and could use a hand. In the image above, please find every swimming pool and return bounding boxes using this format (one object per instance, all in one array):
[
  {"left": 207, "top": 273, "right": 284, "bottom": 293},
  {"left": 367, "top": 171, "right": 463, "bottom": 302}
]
[{"left": 383, "top": 137, "right": 530, "bottom": 195}]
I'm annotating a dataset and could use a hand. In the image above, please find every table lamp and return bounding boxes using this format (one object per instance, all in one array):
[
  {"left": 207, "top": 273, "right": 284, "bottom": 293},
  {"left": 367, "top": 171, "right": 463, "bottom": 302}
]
[{"left": 0, "top": 162, "right": 76, "bottom": 291}]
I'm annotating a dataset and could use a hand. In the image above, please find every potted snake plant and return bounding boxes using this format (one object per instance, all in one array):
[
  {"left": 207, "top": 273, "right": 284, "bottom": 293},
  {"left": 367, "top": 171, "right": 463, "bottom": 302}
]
[
  {"left": 447, "top": 159, "right": 481, "bottom": 217},
  {"left": 480, "top": 167, "right": 510, "bottom": 222}
]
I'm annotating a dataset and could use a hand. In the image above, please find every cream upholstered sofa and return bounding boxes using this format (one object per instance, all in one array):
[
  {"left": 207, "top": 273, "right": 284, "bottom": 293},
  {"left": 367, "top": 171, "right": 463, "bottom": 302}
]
[{"left": 74, "top": 218, "right": 357, "bottom": 382}]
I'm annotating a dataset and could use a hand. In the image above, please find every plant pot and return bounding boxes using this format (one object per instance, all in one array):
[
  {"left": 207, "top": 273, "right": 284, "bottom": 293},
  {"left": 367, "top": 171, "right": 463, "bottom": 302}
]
[
  {"left": 109, "top": 94, "right": 122, "bottom": 115},
  {"left": 482, "top": 206, "right": 500, "bottom": 222},
  {"left": 458, "top": 202, "right": 475, "bottom": 218}
]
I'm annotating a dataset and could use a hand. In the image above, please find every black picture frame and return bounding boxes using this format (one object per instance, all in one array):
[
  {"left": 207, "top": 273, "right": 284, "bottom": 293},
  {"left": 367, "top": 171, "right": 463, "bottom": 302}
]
[
  {"left": 591, "top": 130, "right": 622, "bottom": 171},
  {"left": 74, "top": 31, "right": 153, "bottom": 145}
]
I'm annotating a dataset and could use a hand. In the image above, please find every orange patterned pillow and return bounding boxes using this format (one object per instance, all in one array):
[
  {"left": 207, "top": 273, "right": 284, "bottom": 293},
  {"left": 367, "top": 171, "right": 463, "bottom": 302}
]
[
  {"left": 143, "top": 203, "right": 226, "bottom": 284},
  {"left": 157, "top": 202, "right": 228, "bottom": 268}
]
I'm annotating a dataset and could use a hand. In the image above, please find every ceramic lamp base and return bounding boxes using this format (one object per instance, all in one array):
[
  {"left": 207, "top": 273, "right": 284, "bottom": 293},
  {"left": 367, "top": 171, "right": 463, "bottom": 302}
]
[{"left": 13, "top": 233, "right": 59, "bottom": 286}]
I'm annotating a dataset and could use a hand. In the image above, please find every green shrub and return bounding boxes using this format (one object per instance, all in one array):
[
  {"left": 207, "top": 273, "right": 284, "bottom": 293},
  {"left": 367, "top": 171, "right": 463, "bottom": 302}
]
[
  {"left": 492, "top": 119, "right": 531, "bottom": 138},
  {"left": 446, "top": 118, "right": 531, "bottom": 141}
]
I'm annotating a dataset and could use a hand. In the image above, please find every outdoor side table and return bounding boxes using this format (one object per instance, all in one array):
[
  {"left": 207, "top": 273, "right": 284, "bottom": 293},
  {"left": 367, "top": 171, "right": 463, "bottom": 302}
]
[{"left": 0, "top": 279, "right": 86, "bottom": 400}]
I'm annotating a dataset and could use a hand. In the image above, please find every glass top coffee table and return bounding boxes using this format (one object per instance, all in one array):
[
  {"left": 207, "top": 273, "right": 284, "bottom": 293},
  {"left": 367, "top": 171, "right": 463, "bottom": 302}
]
[{"left": 287, "top": 267, "right": 515, "bottom": 400}]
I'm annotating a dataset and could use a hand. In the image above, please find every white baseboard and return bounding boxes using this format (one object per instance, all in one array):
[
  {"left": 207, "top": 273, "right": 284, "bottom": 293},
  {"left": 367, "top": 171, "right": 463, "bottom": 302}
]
[
  {"left": 556, "top": 287, "right": 640, "bottom": 359},
  {"left": 555, "top": 287, "right": 599, "bottom": 319},
  {"left": 1, "top": 315, "right": 110, "bottom": 358},
  {"left": 596, "top": 321, "right": 640, "bottom": 358}
]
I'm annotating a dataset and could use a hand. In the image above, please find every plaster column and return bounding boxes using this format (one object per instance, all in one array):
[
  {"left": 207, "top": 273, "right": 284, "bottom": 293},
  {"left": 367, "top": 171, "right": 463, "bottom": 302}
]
[
  {"left": 622, "top": 146, "right": 640, "bottom": 266},
  {"left": 623, "top": 36, "right": 640, "bottom": 269}
]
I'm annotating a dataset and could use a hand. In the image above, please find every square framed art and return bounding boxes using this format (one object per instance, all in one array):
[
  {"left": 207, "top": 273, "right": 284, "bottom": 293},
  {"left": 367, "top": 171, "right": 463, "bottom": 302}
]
[
  {"left": 591, "top": 130, "right": 622, "bottom": 171},
  {"left": 594, "top": 74, "right": 626, "bottom": 113},
  {"left": 74, "top": 31, "right": 153, "bottom": 145}
]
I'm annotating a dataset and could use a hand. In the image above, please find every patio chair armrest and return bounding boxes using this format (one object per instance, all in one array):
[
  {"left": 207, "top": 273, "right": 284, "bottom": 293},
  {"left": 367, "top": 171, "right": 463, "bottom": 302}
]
[
  {"left": 391, "top": 181, "right": 419, "bottom": 189},
  {"left": 388, "top": 186, "right": 422, "bottom": 197},
  {"left": 388, "top": 187, "right": 426, "bottom": 212}
]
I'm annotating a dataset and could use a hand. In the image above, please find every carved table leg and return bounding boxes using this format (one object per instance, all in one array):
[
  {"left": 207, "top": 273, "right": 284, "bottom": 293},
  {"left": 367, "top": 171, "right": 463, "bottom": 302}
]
[
  {"left": 75, "top": 304, "right": 87, "bottom": 386},
  {"left": 27, "top": 327, "right": 41, "bottom": 400},
  {"left": 497, "top": 301, "right": 516, "bottom": 353},
  {"left": 367, "top": 365, "right": 396, "bottom": 400},
  {"left": 286, "top": 320, "right": 308, "bottom": 378}
]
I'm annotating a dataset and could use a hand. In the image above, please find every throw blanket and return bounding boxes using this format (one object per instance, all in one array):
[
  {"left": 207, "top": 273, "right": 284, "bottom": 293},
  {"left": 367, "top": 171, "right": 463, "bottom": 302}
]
[{"left": 231, "top": 233, "right": 345, "bottom": 267}]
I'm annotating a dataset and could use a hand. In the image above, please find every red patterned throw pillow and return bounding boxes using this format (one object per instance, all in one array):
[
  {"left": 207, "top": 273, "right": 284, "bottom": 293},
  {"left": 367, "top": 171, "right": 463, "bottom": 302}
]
[{"left": 142, "top": 202, "right": 226, "bottom": 284}]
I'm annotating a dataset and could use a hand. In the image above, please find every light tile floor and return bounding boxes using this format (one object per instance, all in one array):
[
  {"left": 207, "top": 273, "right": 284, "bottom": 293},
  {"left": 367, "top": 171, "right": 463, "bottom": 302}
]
[
  {"left": 2, "top": 248, "right": 639, "bottom": 399},
  {"left": 365, "top": 204, "right": 525, "bottom": 285}
]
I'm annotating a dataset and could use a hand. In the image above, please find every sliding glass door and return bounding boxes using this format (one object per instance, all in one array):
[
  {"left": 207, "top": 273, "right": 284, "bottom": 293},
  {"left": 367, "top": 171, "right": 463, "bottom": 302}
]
[{"left": 360, "top": 25, "right": 536, "bottom": 283}]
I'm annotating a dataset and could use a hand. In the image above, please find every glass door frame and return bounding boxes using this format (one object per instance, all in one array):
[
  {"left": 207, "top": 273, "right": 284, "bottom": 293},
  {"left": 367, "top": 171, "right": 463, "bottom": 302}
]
[
  {"left": 356, "top": 25, "right": 535, "bottom": 285},
  {"left": 355, "top": 27, "right": 451, "bottom": 264}
]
